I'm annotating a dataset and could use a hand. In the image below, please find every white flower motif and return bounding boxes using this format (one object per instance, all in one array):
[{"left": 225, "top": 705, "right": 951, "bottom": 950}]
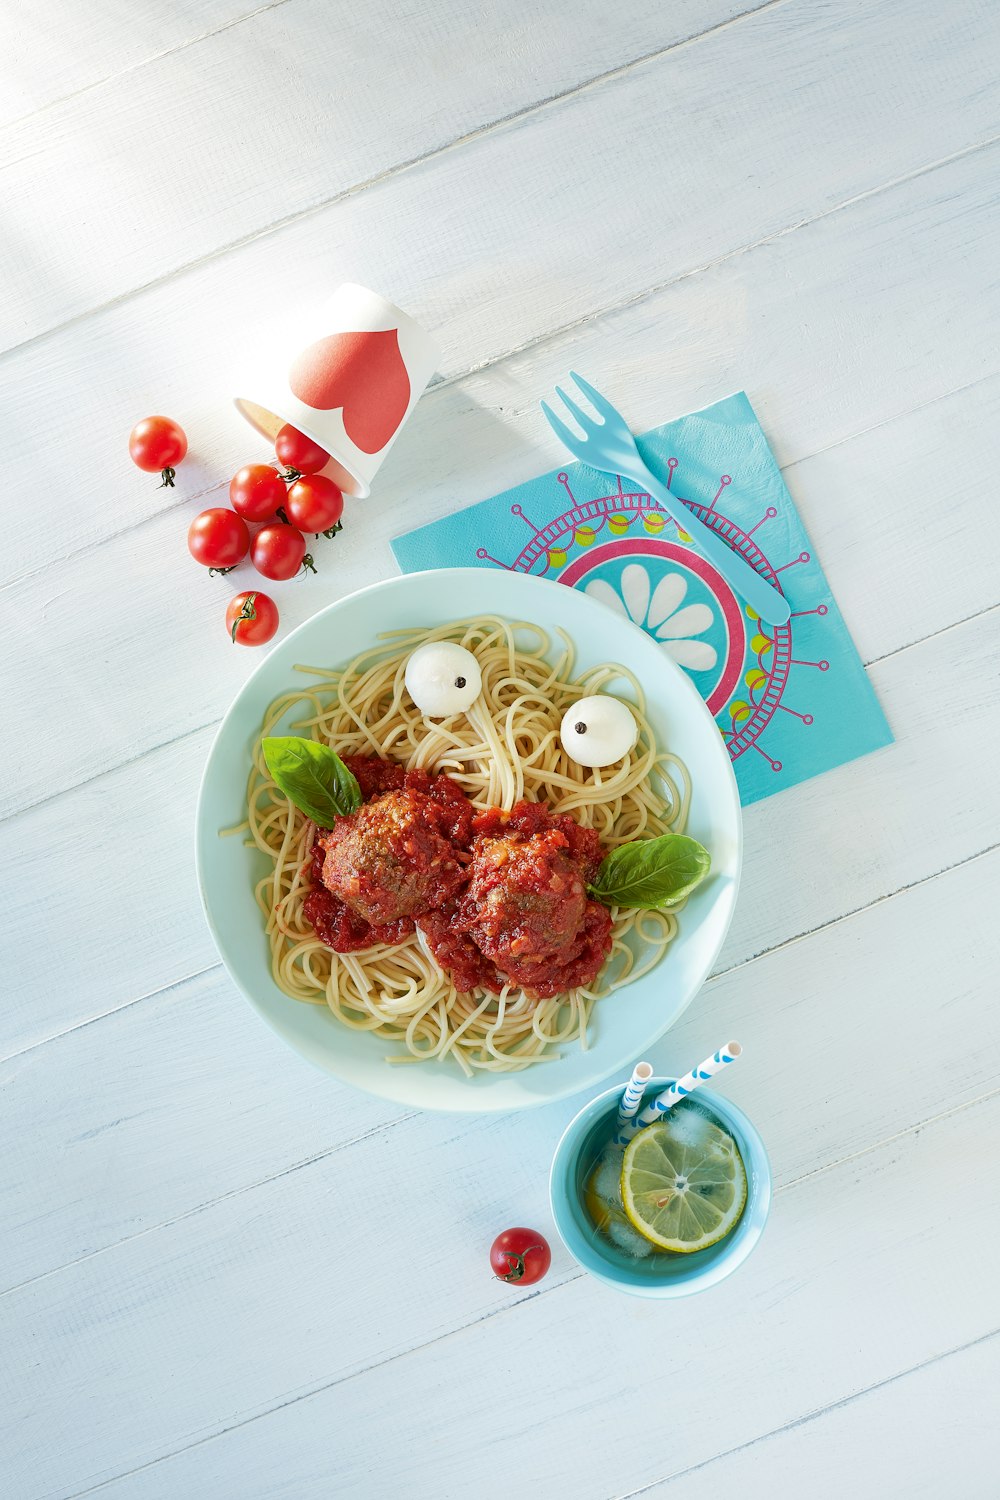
[{"left": 585, "top": 564, "right": 718, "bottom": 671}]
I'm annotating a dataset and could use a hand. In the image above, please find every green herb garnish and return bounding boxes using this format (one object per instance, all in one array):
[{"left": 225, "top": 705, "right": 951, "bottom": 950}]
[
  {"left": 262, "top": 736, "right": 361, "bottom": 829},
  {"left": 588, "top": 833, "right": 711, "bottom": 909}
]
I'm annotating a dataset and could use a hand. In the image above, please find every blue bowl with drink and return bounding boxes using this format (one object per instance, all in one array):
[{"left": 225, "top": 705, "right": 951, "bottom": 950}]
[{"left": 549, "top": 1076, "right": 771, "bottom": 1297}]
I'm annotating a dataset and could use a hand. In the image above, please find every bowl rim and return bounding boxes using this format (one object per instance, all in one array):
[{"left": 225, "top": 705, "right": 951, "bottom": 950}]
[
  {"left": 195, "top": 568, "right": 743, "bottom": 1111},
  {"left": 548, "top": 1077, "right": 771, "bottom": 1296}
]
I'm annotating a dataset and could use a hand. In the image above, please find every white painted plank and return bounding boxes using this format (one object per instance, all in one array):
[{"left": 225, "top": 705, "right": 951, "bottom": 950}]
[
  {"left": 2, "top": 593, "right": 996, "bottom": 1060},
  {"left": 717, "top": 603, "right": 1000, "bottom": 967},
  {"left": 0, "top": 0, "right": 264, "bottom": 128},
  {"left": 0, "top": 967, "right": 412, "bottom": 1294},
  {"left": 4, "top": 3, "right": 1000, "bottom": 582},
  {"left": 0, "top": 0, "right": 762, "bottom": 345},
  {"left": 643, "top": 1331, "right": 1000, "bottom": 1498},
  {"left": 2, "top": 4, "right": 996, "bottom": 1495},
  {"left": 2, "top": 822, "right": 997, "bottom": 1305},
  {"left": 4, "top": 144, "right": 1000, "bottom": 812},
  {"left": 0, "top": 726, "right": 216, "bottom": 1056},
  {"left": 776, "top": 376, "right": 1000, "bottom": 667},
  {"left": 14, "top": 1090, "right": 999, "bottom": 1499}
]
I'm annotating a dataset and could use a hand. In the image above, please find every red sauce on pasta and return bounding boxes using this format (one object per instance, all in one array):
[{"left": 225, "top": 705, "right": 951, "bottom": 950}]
[{"left": 303, "top": 756, "right": 612, "bottom": 996}]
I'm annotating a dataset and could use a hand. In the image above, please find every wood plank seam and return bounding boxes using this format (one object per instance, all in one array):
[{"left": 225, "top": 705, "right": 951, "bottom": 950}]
[
  {"left": 55, "top": 1093, "right": 1000, "bottom": 1499},
  {"left": 60, "top": 1285, "right": 560, "bottom": 1500},
  {"left": 7, "top": 843, "right": 996, "bottom": 1295},
  {"left": 775, "top": 1079, "right": 1000, "bottom": 1195},
  {"left": 616, "top": 1324, "right": 1000, "bottom": 1495},
  {"left": 2, "top": 0, "right": 779, "bottom": 139},
  {"left": 8, "top": 119, "right": 997, "bottom": 364},
  {"left": 0, "top": 1109, "right": 421, "bottom": 1303},
  {"left": 781, "top": 370, "right": 998, "bottom": 469},
  {"left": 6, "top": 815, "right": 996, "bottom": 1073},
  {"left": 3, "top": 408, "right": 997, "bottom": 830},
  {"left": 433, "top": 130, "right": 1000, "bottom": 390},
  {"left": 0, "top": 0, "right": 785, "bottom": 362},
  {"left": 7, "top": 816, "right": 997, "bottom": 1075},
  {"left": 0, "top": 0, "right": 297, "bottom": 133},
  {"left": 0, "top": 716, "right": 221, "bottom": 825},
  {"left": 2, "top": 133, "right": 996, "bottom": 596},
  {"left": 14, "top": 1035, "right": 1000, "bottom": 1313},
  {"left": 717, "top": 837, "right": 1000, "bottom": 980},
  {"left": 0, "top": 963, "right": 217, "bottom": 1064},
  {"left": 865, "top": 599, "right": 1000, "bottom": 668}
]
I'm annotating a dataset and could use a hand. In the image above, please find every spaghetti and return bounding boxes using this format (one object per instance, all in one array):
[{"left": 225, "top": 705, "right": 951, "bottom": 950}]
[{"left": 235, "top": 616, "right": 692, "bottom": 1075}]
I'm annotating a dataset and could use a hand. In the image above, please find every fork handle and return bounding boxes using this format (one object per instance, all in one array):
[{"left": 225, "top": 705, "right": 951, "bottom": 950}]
[{"left": 630, "top": 466, "right": 791, "bottom": 626}]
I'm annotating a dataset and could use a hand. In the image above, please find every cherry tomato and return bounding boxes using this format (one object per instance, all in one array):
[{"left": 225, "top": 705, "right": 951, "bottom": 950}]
[
  {"left": 284, "top": 474, "right": 344, "bottom": 535},
  {"left": 489, "top": 1228, "right": 551, "bottom": 1286},
  {"left": 274, "top": 423, "right": 330, "bottom": 475},
  {"left": 187, "top": 508, "right": 250, "bottom": 572},
  {"left": 226, "top": 590, "right": 279, "bottom": 646},
  {"left": 251, "top": 523, "right": 314, "bottom": 580},
  {"left": 229, "top": 464, "right": 287, "bottom": 522},
  {"left": 129, "top": 416, "right": 187, "bottom": 487}
]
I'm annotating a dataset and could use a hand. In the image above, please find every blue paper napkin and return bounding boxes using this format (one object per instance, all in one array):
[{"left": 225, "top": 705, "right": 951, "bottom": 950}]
[{"left": 391, "top": 392, "right": 892, "bottom": 804}]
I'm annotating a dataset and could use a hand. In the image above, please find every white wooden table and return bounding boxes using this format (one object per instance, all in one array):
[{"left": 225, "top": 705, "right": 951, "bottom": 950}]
[{"left": 3, "top": 3, "right": 999, "bottom": 1494}]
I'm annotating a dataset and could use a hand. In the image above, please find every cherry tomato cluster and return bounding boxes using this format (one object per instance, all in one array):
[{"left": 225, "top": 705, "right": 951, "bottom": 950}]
[{"left": 129, "top": 417, "right": 344, "bottom": 647}]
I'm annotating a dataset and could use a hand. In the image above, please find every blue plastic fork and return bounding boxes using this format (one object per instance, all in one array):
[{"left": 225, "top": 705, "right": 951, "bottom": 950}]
[{"left": 541, "top": 373, "right": 791, "bottom": 626}]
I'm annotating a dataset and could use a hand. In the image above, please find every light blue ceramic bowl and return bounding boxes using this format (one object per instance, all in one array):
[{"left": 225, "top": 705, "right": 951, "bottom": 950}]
[
  {"left": 549, "top": 1078, "right": 771, "bottom": 1296},
  {"left": 196, "top": 569, "right": 741, "bottom": 1112}
]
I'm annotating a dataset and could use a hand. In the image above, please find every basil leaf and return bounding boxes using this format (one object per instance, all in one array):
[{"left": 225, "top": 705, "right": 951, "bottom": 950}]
[
  {"left": 262, "top": 736, "right": 361, "bottom": 828},
  {"left": 588, "top": 833, "right": 711, "bottom": 909}
]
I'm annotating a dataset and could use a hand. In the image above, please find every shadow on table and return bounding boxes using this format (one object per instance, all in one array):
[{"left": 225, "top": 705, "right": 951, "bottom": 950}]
[{"left": 372, "top": 375, "right": 561, "bottom": 534}]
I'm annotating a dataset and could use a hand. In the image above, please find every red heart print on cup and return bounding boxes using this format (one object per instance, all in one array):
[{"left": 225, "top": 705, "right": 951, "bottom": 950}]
[{"left": 288, "top": 328, "right": 411, "bottom": 455}]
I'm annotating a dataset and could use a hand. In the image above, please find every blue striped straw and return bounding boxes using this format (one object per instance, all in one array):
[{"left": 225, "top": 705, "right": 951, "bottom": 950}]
[
  {"left": 616, "top": 1041, "right": 743, "bottom": 1144},
  {"left": 614, "top": 1061, "right": 654, "bottom": 1137}
]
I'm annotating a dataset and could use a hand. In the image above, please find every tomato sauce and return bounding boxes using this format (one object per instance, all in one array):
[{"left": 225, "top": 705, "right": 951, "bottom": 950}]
[
  {"left": 303, "top": 757, "right": 612, "bottom": 996},
  {"left": 434, "top": 805, "right": 611, "bottom": 998}
]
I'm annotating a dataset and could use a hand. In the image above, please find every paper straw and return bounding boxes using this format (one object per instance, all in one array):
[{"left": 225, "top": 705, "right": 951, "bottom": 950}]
[
  {"left": 614, "top": 1061, "right": 654, "bottom": 1134},
  {"left": 616, "top": 1041, "right": 743, "bottom": 1143}
]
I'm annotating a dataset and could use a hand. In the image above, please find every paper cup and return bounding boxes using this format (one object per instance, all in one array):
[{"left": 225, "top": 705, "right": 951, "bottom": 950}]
[{"left": 234, "top": 284, "right": 440, "bottom": 498}]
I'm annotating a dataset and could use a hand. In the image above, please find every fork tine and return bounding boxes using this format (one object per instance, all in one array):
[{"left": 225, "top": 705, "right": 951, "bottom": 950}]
[
  {"left": 569, "top": 370, "right": 620, "bottom": 425},
  {"left": 554, "top": 384, "right": 597, "bottom": 434},
  {"left": 541, "top": 399, "right": 585, "bottom": 455}
]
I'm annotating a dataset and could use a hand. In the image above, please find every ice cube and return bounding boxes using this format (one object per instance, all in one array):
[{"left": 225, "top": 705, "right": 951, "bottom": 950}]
[
  {"left": 593, "top": 1144, "right": 624, "bottom": 1204},
  {"left": 608, "top": 1217, "right": 654, "bottom": 1258},
  {"left": 663, "top": 1102, "right": 712, "bottom": 1148}
]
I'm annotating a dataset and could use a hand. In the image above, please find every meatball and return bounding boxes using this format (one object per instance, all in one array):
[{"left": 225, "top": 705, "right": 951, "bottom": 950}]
[
  {"left": 318, "top": 788, "right": 467, "bottom": 927},
  {"left": 303, "top": 839, "right": 413, "bottom": 953},
  {"left": 342, "top": 755, "right": 474, "bottom": 844},
  {"left": 458, "top": 822, "right": 612, "bottom": 997},
  {"left": 472, "top": 801, "right": 604, "bottom": 881}
]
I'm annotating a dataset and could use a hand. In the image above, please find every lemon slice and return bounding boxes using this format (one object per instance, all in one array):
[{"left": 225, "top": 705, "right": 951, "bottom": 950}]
[
  {"left": 583, "top": 1152, "right": 655, "bottom": 1259},
  {"left": 584, "top": 1145, "right": 634, "bottom": 1230},
  {"left": 620, "top": 1108, "right": 747, "bottom": 1252}
]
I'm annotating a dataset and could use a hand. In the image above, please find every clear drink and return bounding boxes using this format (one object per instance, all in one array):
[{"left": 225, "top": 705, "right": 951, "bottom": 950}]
[
  {"left": 550, "top": 1076, "right": 771, "bottom": 1296},
  {"left": 578, "top": 1096, "right": 749, "bottom": 1270}
]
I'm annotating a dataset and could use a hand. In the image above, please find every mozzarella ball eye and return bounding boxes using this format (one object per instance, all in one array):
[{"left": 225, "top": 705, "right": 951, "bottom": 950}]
[
  {"left": 560, "top": 695, "right": 639, "bottom": 768},
  {"left": 404, "top": 642, "right": 482, "bottom": 717}
]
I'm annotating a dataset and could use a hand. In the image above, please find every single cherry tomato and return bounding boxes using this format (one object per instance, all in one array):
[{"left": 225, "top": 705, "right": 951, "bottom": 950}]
[
  {"left": 284, "top": 474, "right": 344, "bottom": 535},
  {"left": 274, "top": 423, "right": 330, "bottom": 475},
  {"left": 187, "top": 508, "right": 250, "bottom": 573},
  {"left": 129, "top": 416, "right": 187, "bottom": 487},
  {"left": 251, "top": 523, "right": 314, "bottom": 580},
  {"left": 226, "top": 590, "right": 279, "bottom": 646},
  {"left": 229, "top": 464, "right": 287, "bottom": 523},
  {"left": 489, "top": 1228, "right": 551, "bottom": 1286}
]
